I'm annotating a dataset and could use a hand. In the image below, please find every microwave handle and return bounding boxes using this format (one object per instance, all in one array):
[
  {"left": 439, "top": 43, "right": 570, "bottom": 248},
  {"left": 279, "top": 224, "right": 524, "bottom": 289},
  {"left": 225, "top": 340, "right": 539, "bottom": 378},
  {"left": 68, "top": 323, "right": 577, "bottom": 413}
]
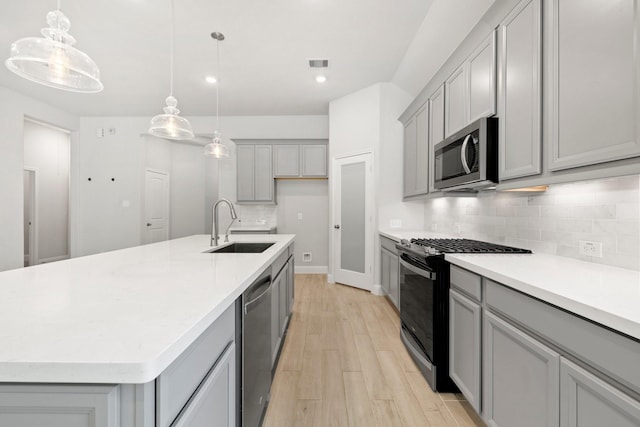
[{"left": 460, "top": 134, "right": 472, "bottom": 174}]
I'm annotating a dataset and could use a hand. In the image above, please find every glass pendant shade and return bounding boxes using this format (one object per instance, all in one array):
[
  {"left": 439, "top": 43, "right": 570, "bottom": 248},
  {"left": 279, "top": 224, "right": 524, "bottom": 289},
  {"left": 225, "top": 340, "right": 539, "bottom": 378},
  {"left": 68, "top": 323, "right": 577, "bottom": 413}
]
[
  {"left": 149, "top": 96, "right": 194, "bottom": 140},
  {"left": 204, "top": 131, "right": 229, "bottom": 158},
  {"left": 5, "top": 10, "right": 103, "bottom": 93}
]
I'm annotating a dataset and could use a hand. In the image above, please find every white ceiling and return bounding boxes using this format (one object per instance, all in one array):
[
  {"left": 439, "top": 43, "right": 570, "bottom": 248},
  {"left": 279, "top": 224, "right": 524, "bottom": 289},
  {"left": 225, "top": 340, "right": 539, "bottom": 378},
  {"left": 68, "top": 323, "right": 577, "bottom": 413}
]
[{"left": 0, "top": 0, "right": 433, "bottom": 117}]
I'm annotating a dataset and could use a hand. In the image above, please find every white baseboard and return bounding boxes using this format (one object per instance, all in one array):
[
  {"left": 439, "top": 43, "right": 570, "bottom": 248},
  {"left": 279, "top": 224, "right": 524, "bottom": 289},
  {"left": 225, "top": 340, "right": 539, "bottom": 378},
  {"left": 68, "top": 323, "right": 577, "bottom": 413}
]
[
  {"left": 294, "top": 265, "right": 328, "bottom": 274},
  {"left": 371, "top": 284, "right": 384, "bottom": 296},
  {"left": 327, "top": 273, "right": 335, "bottom": 284},
  {"left": 38, "top": 255, "right": 70, "bottom": 264}
]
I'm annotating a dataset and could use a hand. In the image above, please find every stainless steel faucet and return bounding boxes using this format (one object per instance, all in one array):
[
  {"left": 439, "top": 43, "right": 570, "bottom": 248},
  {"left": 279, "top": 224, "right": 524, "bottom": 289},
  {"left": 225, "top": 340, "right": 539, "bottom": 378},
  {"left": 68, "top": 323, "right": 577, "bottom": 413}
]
[{"left": 211, "top": 198, "right": 238, "bottom": 246}]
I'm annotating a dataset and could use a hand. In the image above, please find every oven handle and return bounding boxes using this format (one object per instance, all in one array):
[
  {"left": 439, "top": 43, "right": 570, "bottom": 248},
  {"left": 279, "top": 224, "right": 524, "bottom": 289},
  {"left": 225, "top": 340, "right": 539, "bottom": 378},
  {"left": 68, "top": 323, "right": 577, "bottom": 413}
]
[
  {"left": 460, "top": 134, "right": 472, "bottom": 174},
  {"left": 400, "top": 258, "right": 437, "bottom": 281}
]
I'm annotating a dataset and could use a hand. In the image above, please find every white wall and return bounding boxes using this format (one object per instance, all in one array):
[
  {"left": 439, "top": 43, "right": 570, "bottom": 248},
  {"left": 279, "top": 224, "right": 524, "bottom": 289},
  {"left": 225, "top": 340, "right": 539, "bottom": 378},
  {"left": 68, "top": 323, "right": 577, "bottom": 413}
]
[
  {"left": 276, "top": 180, "right": 329, "bottom": 272},
  {"left": 0, "top": 85, "right": 79, "bottom": 272},
  {"left": 392, "top": 0, "right": 495, "bottom": 96},
  {"left": 23, "top": 120, "right": 71, "bottom": 262},
  {"left": 424, "top": 176, "right": 640, "bottom": 270}
]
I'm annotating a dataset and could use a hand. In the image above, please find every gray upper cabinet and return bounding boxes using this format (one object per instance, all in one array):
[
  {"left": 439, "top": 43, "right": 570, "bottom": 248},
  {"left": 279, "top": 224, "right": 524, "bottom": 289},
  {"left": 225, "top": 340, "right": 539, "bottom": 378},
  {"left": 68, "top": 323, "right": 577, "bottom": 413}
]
[
  {"left": 403, "top": 104, "right": 429, "bottom": 198},
  {"left": 445, "top": 65, "right": 467, "bottom": 137},
  {"left": 498, "top": 0, "right": 542, "bottom": 180},
  {"left": 429, "top": 85, "right": 445, "bottom": 193},
  {"left": 560, "top": 358, "right": 640, "bottom": 427},
  {"left": 546, "top": 0, "right": 640, "bottom": 171},
  {"left": 236, "top": 144, "right": 275, "bottom": 204},
  {"left": 273, "top": 143, "right": 327, "bottom": 178},
  {"left": 273, "top": 144, "right": 300, "bottom": 177},
  {"left": 301, "top": 144, "right": 327, "bottom": 177},
  {"left": 483, "top": 310, "right": 560, "bottom": 427},
  {"left": 468, "top": 32, "right": 497, "bottom": 123}
]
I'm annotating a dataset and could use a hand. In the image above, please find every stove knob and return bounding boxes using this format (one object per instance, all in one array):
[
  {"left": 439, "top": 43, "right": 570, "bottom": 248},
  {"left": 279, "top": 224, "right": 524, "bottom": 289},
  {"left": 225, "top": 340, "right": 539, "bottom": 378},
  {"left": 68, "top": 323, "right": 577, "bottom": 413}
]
[{"left": 428, "top": 247, "right": 438, "bottom": 255}]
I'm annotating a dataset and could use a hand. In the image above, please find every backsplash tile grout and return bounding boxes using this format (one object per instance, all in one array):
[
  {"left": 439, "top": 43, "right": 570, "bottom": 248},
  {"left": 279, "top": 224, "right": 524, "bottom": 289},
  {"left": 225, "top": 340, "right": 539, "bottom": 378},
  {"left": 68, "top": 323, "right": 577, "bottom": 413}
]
[{"left": 424, "top": 175, "right": 640, "bottom": 270}]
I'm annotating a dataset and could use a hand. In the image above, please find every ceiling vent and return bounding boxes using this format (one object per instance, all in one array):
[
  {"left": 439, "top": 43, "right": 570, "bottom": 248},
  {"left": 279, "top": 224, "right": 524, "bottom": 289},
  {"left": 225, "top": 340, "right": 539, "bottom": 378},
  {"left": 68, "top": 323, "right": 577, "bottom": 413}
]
[{"left": 308, "top": 59, "right": 329, "bottom": 68}]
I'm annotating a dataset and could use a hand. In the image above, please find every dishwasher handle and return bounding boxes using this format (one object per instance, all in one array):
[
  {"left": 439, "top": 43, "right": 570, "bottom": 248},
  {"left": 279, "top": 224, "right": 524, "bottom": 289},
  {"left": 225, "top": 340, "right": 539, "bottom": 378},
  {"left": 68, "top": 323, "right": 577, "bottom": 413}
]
[{"left": 244, "top": 277, "right": 272, "bottom": 315}]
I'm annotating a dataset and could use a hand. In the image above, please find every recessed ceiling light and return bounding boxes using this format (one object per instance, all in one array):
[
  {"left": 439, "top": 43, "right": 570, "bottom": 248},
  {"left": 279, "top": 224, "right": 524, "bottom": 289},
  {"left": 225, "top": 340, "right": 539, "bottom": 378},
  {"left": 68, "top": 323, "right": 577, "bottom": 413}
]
[
  {"left": 205, "top": 76, "right": 217, "bottom": 84},
  {"left": 315, "top": 75, "right": 327, "bottom": 83}
]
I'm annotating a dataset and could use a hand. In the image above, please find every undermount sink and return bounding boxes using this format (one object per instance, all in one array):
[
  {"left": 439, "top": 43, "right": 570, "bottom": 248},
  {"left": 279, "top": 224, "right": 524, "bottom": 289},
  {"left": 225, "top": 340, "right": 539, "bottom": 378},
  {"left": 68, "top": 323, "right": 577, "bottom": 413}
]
[{"left": 204, "top": 242, "right": 275, "bottom": 254}]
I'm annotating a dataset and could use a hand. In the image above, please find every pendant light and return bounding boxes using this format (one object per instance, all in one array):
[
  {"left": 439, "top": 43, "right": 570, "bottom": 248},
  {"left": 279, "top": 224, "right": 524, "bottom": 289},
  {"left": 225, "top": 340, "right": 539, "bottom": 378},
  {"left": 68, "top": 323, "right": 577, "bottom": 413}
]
[
  {"left": 204, "top": 32, "right": 229, "bottom": 158},
  {"left": 148, "top": 0, "right": 194, "bottom": 140},
  {"left": 5, "top": 0, "right": 103, "bottom": 93}
]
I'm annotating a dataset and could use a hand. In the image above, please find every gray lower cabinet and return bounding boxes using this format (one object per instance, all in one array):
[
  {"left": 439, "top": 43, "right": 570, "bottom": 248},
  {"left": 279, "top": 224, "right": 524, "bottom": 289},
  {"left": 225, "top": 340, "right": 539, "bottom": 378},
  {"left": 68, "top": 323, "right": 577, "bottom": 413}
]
[
  {"left": 172, "top": 342, "right": 235, "bottom": 427},
  {"left": 236, "top": 144, "right": 275, "bottom": 204},
  {"left": 379, "top": 236, "right": 399, "bottom": 309},
  {"left": 271, "top": 252, "right": 294, "bottom": 369},
  {"left": 449, "top": 289, "right": 482, "bottom": 413},
  {"left": 0, "top": 384, "right": 120, "bottom": 427},
  {"left": 286, "top": 255, "right": 295, "bottom": 313},
  {"left": 545, "top": 0, "right": 640, "bottom": 170},
  {"left": 483, "top": 310, "right": 560, "bottom": 427},
  {"left": 498, "top": 0, "right": 542, "bottom": 180},
  {"left": 560, "top": 358, "right": 640, "bottom": 427}
]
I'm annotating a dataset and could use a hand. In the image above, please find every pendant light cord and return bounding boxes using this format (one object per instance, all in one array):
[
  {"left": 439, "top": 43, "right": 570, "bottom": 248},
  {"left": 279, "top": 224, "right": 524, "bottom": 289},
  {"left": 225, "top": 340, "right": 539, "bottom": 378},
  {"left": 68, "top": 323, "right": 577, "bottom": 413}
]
[
  {"left": 216, "top": 37, "right": 220, "bottom": 131},
  {"left": 169, "top": 0, "right": 174, "bottom": 97}
]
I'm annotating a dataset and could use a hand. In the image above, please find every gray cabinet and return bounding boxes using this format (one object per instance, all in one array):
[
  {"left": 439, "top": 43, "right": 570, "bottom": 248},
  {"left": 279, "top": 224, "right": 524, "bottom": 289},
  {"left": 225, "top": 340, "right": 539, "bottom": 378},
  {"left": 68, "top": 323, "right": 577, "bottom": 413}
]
[
  {"left": 236, "top": 144, "right": 275, "bottom": 204},
  {"left": 301, "top": 144, "right": 327, "bottom": 177},
  {"left": 560, "top": 358, "right": 640, "bottom": 427},
  {"left": 498, "top": 0, "right": 542, "bottom": 180},
  {"left": 428, "top": 84, "right": 445, "bottom": 192},
  {"left": 273, "top": 143, "right": 327, "bottom": 178},
  {"left": 449, "top": 289, "right": 481, "bottom": 413},
  {"left": 546, "top": 0, "right": 640, "bottom": 171},
  {"left": 445, "top": 32, "right": 496, "bottom": 138},
  {"left": 0, "top": 384, "right": 120, "bottom": 427},
  {"left": 286, "top": 255, "right": 295, "bottom": 314},
  {"left": 172, "top": 343, "right": 236, "bottom": 427},
  {"left": 379, "top": 236, "right": 399, "bottom": 309},
  {"left": 403, "top": 103, "right": 429, "bottom": 198},
  {"left": 273, "top": 145, "right": 300, "bottom": 177},
  {"left": 483, "top": 310, "right": 560, "bottom": 427},
  {"left": 271, "top": 250, "right": 294, "bottom": 369}
]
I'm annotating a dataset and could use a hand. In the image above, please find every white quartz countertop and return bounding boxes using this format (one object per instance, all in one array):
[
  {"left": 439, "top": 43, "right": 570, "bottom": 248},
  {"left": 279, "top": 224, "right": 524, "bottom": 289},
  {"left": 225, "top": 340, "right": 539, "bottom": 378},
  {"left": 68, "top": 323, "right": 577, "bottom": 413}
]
[
  {"left": 0, "top": 234, "right": 294, "bottom": 384},
  {"left": 379, "top": 229, "right": 640, "bottom": 341}
]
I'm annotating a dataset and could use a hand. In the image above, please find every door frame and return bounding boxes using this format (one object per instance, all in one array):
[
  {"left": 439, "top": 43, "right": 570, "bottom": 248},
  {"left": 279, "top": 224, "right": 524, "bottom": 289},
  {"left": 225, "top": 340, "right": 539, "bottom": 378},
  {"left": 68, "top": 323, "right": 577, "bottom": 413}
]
[
  {"left": 23, "top": 167, "right": 38, "bottom": 266},
  {"left": 143, "top": 168, "right": 171, "bottom": 244},
  {"left": 330, "top": 151, "right": 374, "bottom": 291}
]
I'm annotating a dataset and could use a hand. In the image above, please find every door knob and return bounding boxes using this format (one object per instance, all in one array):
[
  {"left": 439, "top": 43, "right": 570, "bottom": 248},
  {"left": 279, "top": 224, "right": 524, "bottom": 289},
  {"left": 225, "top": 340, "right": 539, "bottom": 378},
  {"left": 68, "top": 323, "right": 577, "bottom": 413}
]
[
  {"left": 334, "top": 224, "right": 340, "bottom": 229},
  {"left": 146, "top": 223, "right": 152, "bottom": 227}
]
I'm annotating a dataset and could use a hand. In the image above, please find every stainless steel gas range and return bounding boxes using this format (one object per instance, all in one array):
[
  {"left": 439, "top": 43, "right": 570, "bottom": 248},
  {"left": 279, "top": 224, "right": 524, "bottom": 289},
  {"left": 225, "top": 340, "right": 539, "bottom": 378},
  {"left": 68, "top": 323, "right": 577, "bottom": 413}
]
[{"left": 396, "top": 238, "right": 531, "bottom": 392}]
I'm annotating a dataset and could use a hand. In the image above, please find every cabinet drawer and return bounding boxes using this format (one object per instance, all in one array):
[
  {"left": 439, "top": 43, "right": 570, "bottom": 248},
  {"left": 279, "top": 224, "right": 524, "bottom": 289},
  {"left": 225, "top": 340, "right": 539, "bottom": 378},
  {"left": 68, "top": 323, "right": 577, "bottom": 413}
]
[
  {"left": 485, "top": 279, "right": 640, "bottom": 395},
  {"left": 272, "top": 247, "right": 290, "bottom": 277},
  {"left": 157, "top": 304, "right": 235, "bottom": 427},
  {"left": 450, "top": 265, "right": 482, "bottom": 302},
  {"left": 380, "top": 236, "right": 399, "bottom": 254}
]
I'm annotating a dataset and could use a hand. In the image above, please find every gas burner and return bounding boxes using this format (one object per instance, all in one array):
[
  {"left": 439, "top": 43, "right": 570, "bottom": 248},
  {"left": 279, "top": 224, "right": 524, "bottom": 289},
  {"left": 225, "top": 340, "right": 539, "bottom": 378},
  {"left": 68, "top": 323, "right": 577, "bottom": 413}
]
[{"left": 410, "top": 238, "right": 531, "bottom": 254}]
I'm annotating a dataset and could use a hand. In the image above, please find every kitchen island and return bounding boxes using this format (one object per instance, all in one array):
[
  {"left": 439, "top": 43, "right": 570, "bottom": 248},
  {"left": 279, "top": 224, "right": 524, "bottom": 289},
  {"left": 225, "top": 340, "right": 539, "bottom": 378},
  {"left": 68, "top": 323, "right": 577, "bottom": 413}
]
[{"left": 0, "top": 233, "right": 295, "bottom": 427}]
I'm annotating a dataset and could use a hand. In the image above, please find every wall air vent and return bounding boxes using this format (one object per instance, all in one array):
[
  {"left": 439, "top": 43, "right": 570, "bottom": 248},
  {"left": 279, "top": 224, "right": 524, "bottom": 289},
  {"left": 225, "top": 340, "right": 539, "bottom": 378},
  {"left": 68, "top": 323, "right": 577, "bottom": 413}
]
[{"left": 308, "top": 59, "right": 329, "bottom": 68}]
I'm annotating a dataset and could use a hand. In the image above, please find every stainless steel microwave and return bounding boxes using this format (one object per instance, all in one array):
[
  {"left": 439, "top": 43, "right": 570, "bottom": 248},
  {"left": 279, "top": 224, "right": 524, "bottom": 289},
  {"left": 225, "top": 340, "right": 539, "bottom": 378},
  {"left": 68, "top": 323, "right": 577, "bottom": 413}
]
[{"left": 434, "top": 117, "right": 498, "bottom": 191}]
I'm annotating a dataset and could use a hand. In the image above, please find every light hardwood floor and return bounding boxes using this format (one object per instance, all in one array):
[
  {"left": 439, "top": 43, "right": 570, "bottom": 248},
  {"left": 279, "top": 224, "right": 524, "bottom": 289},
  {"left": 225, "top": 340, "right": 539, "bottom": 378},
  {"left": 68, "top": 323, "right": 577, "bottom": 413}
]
[{"left": 263, "top": 274, "right": 486, "bottom": 427}]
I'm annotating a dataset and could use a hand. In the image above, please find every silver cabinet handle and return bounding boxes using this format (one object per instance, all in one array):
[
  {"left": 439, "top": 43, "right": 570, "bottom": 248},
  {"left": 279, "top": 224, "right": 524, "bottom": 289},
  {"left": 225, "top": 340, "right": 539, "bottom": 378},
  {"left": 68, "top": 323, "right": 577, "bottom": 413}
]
[
  {"left": 460, "top": 134, "right": 472, "bottom": 174},
  {"left": 334, "top": 225, "right": 341, "bottom": 229},
  {"left": 146, "top": 223, "right": 152, "bottom": 227}
]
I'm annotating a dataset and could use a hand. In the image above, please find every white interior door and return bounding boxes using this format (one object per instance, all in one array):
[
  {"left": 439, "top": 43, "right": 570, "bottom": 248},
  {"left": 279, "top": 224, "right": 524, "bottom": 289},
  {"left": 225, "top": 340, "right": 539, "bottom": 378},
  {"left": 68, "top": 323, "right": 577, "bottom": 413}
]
[
  {"left": 332, "top": 153, "right": 373, "bottom": 291},
  {"left": 23, "top": 169, "right": 36, "bottom": 267},
  {"left": 144, "top": 169, "right": 170, "bottom": 244}
]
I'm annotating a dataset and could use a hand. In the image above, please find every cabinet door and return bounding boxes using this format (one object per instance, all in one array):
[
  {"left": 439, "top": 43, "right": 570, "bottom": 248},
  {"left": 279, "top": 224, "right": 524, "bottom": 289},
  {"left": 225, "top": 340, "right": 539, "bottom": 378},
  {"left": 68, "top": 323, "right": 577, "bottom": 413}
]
[
  {"left": 388, "top": 248, "right": 399, "bottom": 309},
  {"left": 301, "top": 145, "right": 327, "bottom": 177},
  {"left": 429, "top": 85, "right": 445, "bottom": 192},
  {"left": 468, "top": 31, "right": 496, "bottom": 123},
  {"left": 236, "top": 145, "right": 255, "bottom": 202},
  {"left": 273, "top": 145, "right": 300, "bottom": 177},
  {"left": 254, "top": 145, "right": 273, "bottom": 202},
  {"left": 415, "top": 105, "right": 430, "bottom": 195},
  {"left": 483, "top": 311, "right": 560, "bottom": 427},
  {"left": 445, "top": 64, "right": 467, "bottom": 137},
  {"left": 279, "top": 268, "right": 287, "bottom": 336},
  {"left": 449, "top": 289, "right": 481, "bottom": 413},
  {"left": 271, "top": 271, "right": 282, "bottom": 367},
  {"left": 403, "top": 116, "right": 418, "bottom": 197},
  {"left": 286, "top": 256, "right": 294, "bottom": 314},
  {"left": 547, "top": 0, "right": 640, "bottom": 170},
  {"left": 498, "top": 0, "right": 542, "bottom": 180},
  {"left": 560, "top": 358, "right": 640, "bottom": 427},
  {"left": 173, "top": 343, "right": 235, "bottom": 427},
  {"left": 380, "top": 248, "right": 391, "bottom": 295}
]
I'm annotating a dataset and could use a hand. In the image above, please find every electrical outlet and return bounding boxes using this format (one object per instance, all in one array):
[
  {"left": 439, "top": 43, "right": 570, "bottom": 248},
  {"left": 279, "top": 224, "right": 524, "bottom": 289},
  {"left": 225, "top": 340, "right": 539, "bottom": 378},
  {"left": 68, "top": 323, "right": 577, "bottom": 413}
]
[
  {"left": 302, "top": 252, "right": 312, "bottom": 262},
  {"left": 431, "top": 223, "right": 438, "bottom": 231},
  {"left": 389, "top": 219, "right": 402, "bottom": 228},
  {"left": 454, "top": 223, "right": 461, "bottom": 234},
  {"left": 579, "top": 240, "right": 603, "bottom": 258},
  {"left": 297, "top": 212, "right": 303, "bottom": 220},
  {"left": 96, "top": 127, "right": 104, "bottom": 138}
]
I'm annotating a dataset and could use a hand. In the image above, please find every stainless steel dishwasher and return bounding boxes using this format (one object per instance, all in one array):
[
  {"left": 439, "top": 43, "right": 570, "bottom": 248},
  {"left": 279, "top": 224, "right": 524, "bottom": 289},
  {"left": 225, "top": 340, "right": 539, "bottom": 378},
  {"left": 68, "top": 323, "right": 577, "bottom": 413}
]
[{"left": 242, "top": 267, "right": 272, "bottom": 427}]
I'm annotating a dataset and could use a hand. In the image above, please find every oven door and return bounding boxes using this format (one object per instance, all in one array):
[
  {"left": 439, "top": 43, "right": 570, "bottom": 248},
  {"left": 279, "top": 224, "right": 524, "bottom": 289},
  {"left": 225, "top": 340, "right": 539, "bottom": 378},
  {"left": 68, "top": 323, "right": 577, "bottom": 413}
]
[{"left": 399, "top": 253, "right": 436, "bottom": 364}]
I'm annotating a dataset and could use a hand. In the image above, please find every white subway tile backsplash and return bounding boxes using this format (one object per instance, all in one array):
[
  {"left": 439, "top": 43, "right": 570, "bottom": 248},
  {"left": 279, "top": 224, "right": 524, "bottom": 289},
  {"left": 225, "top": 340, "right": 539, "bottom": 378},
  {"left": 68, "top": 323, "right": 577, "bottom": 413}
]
[{"left": 423, "top": 175, "right": 640, "bottom": 270}]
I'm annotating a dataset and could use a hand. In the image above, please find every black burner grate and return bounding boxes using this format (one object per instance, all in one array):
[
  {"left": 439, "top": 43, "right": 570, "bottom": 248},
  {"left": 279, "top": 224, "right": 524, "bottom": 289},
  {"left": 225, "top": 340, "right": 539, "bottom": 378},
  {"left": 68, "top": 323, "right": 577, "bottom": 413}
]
[{"left": 411, "top": 238, "right": 532, "bottom": 254}]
